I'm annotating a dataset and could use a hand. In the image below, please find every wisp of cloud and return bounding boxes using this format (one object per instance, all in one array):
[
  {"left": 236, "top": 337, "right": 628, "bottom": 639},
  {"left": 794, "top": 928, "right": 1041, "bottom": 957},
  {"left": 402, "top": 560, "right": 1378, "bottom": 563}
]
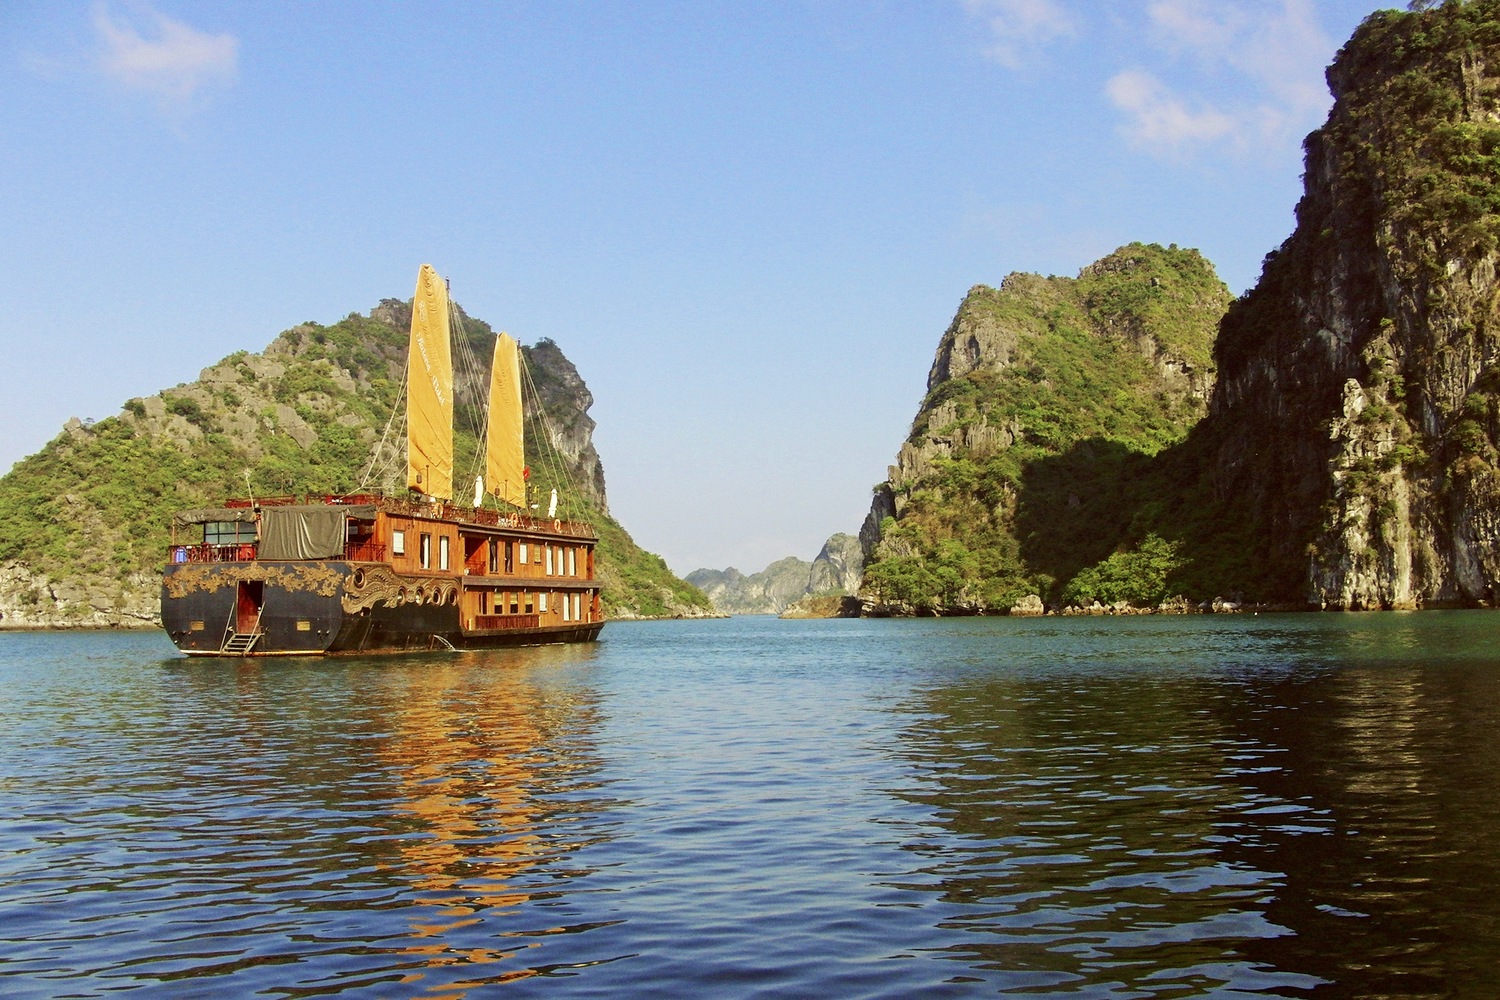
[{"left": 93, "top": 1, "right": 237, "bottom": 109}]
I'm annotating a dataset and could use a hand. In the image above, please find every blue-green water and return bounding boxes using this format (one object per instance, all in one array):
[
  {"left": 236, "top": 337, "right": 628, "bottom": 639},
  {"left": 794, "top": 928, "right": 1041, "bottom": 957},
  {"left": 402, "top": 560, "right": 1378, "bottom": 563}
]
[{"left": 3, "top": 612, "right": 1500, "bottom": 998}]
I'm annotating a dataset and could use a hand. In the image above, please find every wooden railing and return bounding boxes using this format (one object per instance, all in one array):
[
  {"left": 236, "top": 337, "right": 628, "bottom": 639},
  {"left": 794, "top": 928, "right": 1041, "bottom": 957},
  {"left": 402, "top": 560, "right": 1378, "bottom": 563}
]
[
  {"left": 168, "top": 541, "right": 387, "bottom": 563},
  {"left": 211, "top": 493, "right": 597, "bottom": 538},
  {"left": 343, "top": 540, "right": 386, "bottom": 561},
  {"left": 473, "top": 614, "right": 541, "bottom": 631},
  {"left": 169, "top": 543, "right": 257, "bottom": 563}
]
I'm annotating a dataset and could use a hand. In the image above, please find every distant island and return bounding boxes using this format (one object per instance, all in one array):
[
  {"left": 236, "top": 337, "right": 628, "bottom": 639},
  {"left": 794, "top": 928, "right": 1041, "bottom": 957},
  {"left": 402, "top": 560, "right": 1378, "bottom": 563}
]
[{"left": 688, "top": 533, "right": 862, "bottom": 616}]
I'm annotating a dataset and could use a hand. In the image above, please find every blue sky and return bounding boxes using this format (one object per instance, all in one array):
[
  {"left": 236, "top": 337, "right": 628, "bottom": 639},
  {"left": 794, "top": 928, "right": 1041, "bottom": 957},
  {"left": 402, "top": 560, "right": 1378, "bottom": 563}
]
[{"left": 2, "top": 0, "right": 1394, "bottom": 576}]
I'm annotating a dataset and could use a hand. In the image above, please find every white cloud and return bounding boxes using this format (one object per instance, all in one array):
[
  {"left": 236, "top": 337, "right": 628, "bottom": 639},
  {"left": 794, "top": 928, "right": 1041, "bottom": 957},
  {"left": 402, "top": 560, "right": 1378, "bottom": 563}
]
[
  {"left": 92, "top": 2, "right": 237, "bottom": 108},
  {"left": 1109, "top": 0, "right": 1333, "bottom": 157},
  {"left": 963, "top": 0, "right": 1078, "bottom": 70},
  {"left": 1106, "top": 69, "right": 1237, "bottom": 150},
  {"left": 1146, "top": 0, "right": 1241, "bottom": 57}
]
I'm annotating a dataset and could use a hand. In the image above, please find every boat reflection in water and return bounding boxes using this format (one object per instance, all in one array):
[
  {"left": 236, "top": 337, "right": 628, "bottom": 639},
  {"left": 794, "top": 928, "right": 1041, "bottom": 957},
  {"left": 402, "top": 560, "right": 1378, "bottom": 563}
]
[
  {"left": 140, "top": 641, "right": 622, "bottom": 996},
  {"left": 370, "top": 648, "right": 616, "bottom": 993},
  {"left": 359, "top": 645, "right": 623, "bottom": 995}
]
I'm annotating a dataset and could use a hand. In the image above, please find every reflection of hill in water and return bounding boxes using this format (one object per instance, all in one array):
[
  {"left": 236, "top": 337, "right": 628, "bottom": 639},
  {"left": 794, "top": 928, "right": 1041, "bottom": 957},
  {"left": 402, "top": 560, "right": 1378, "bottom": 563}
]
[{"left": 886, "top": 615, "right": 1500, "bottom": 995}]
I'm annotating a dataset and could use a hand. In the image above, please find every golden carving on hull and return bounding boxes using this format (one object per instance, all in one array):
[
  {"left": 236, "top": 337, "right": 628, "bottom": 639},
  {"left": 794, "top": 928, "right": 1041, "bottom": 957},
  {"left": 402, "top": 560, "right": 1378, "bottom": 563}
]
[
  {"left": 163, "top": 563, "right": 345, "bottom": 599},
  {"left": 341, "top": 565, "right": 410, "bottom": 614}
]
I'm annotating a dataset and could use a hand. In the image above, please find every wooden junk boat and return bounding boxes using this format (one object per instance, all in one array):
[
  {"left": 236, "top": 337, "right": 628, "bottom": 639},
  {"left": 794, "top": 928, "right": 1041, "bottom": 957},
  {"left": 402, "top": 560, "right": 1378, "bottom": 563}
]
[{"left": 160, "top": 265, "right": 603, "bottom": 655}]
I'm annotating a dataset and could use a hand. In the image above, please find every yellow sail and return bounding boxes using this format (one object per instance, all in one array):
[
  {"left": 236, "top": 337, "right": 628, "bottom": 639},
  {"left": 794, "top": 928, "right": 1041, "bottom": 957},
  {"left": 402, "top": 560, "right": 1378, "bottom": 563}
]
[
  {"left": 486, "top": 333, "right": 526, "bottom": 508},
  {"left": 407, "top": 264, "right": 453, "bottom": 500}
]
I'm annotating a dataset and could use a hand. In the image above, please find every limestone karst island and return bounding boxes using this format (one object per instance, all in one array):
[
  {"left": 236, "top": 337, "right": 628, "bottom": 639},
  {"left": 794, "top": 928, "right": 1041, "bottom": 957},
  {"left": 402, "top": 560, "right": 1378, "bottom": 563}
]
[{"left": 4, "top": 2, "right": 1500, "bottom": 628}]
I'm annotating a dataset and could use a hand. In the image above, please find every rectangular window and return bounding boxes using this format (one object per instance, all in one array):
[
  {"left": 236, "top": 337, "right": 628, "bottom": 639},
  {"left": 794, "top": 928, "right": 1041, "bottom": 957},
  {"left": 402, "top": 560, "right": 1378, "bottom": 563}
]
[
  {"left": 524, "top": 593, "right": 534, "bottom": 615},
  {"left": 540, "top": 592, "right": 548, "bottom": 613},
  {"left": 505, "top": 541, "right": 514, "bottom": 573},
  {"left": 545, "top": 547, "right": 554, "bottom": 575},
  {"left": 391, "top": 529, "right": 405, "bottom": 556},
  {"left": 438, "top": 535, "right": 450, "bottom": 570},
  {"left": 568, "top": 548, "right": 576, "bottom": 577},
  {"left": 419, "top": 533, "right": 432, "bottom": 569},
  {"left": 488, "top": 539, "right": 498, "bottom": 574},
  {"left": 573, "top": 593, "right": 581, "bottom": 621},
  {"left": 204, "top": 521, "right": 257, "bottom": 545},
  {"left": 519, "top": 543, "right": 528, "bottom": 565},
  {"left": 562, "top": 592, "right": 570, "bottom": 621},
  {"left": 479, "top": 590, "right": 489, "bottom": 614},
  {"left": 509, "top": 592, "right": 519, "bottom": 614}
]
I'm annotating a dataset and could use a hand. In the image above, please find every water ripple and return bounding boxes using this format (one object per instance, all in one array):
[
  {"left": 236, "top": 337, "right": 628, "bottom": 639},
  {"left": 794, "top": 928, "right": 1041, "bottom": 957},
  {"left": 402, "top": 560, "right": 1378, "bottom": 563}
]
[{"left": 5, "top": 615, "right": 1500, "bottom": 996}]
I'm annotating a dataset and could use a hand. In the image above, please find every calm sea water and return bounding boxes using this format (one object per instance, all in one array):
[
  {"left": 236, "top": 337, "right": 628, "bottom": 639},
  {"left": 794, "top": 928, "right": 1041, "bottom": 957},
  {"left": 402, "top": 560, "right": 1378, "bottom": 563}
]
[{"left": 3, "top": 612, "right": 1500, "bottom": 998}]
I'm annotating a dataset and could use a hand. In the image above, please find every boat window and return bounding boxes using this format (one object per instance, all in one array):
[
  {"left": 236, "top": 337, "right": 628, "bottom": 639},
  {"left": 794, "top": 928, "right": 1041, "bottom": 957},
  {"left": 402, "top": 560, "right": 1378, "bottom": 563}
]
[
  {"left": 439, "top": 535, "right": 450, "bottom": 571},
  {"left": 562, "top": 593, "right": 570, "bottom": 621},
  {"left": 524, "top": 593, "right": 534, "bottom": 614},
  {"left": 479, "top": 591, "right": 489, "bottom": 614},
  {"left": 545, "top": 547, "right": 554, "bottom": 575},
  {"left": 509, "top": 592, "right": 519, "bottom": 614},
  {"left": 204, "top": 521, "right": 256, "bottom": 545},
  {"left": 488, "top": 539, "right": 498, "bottom": 574},
  {"left": 420, "top": 533, "right": 432, "bottom": 569},
  {"left": 504, "top": 541, "right": 514, "bottom": 573},
  {"left": 519, "top": 543, "right": 528, "bottom": 565},
  {"left": 568, "top": 548, "right": 576, "bottom": 577},
  {"left": 540, "top": 592, "right": 548, "bottom": 613},
  {"left": 573, "top": 593, "right": 581, "bottom": 621},
  {"left": 392, "top": 530, "right": 405, "bottom": 556}
]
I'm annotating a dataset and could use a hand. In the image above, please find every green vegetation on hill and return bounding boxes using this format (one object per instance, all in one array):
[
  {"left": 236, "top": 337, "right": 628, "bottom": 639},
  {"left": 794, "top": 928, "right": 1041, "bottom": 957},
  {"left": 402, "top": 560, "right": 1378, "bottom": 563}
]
[
  {"left": 870, "top": 2, "right": 1500, "bottom": 614},
  {"left": 863, "top": 244, "right": 1233, "bottom": 612},
  {"left": 0, "top": 303, "right": 708, "bottom": 620}
]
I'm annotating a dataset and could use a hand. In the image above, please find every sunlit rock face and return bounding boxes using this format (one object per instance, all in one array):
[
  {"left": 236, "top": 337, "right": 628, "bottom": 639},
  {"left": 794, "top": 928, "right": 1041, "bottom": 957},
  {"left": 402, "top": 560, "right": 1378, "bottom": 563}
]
[{"left": 1207, "top": 4, "right": 1500, "bottom": 608}]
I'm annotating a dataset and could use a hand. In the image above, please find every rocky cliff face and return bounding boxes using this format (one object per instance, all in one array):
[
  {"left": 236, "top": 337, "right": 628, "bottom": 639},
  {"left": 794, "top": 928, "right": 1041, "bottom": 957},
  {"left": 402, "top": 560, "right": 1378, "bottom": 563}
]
[
  {"left": 689, "top": 532, "right": 865, "bottom": 615},
  {"left": 1207, "top": 1, "right": 1500, "bottom": 608},
  {"left": 688, "top": 560, "right": 814, "bottom": 615},
  {"left": 807, "top": 533, "right": 864, "bottom": 595},
  {"left": 524, "top": 340, "right": 609, "bottom": 516},
  {"left": 858, "top": 243, "right": 1231, "bottom": 613},
  {"left": 0, "top": 561, "right": 158, "bottom": 629}
]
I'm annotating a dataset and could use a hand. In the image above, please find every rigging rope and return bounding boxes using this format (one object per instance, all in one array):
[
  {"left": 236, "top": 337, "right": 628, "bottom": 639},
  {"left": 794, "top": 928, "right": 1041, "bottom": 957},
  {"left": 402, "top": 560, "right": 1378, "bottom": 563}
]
[
  {"left": 449, "top": 305, "right": 490, "bottom": 494},
  {"left": 355, "top": 290, "right": 589, "bottom": 521},
  {"left": 519, "top": 350, "right": 586, "bottom": 520},
  {"left": 359, "top": 359, "right": 410, "bottom": 492}
]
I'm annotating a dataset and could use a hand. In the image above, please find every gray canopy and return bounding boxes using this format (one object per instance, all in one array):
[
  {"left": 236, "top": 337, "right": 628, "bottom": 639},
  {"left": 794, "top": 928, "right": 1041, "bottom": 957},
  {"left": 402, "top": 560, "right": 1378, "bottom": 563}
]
[
  {"left": 171, "top": 507, "right": 257, "bottom": 528},
  {"left": 174, "top": 504, "right": 377, "bottom": 560}
]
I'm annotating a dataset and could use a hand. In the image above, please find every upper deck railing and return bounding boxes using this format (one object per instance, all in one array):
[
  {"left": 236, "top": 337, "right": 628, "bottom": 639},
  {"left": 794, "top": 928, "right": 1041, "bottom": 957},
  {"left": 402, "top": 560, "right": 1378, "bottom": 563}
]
[
  {"left": 222, "top": 493, "right": 596, "bottom": 538},
  {"left": 167, "top": 540, "right": 388, "bottom": 564}
]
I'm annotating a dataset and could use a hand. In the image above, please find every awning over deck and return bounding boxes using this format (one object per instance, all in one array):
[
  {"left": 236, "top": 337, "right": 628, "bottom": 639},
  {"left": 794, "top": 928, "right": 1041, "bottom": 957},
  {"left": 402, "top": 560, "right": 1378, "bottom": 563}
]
[
  {"left": 173, "top": 504, "right": 378, "bottom": 560},
  {"left": 172, "top": 507, "right": 258, "bottom": 527}
]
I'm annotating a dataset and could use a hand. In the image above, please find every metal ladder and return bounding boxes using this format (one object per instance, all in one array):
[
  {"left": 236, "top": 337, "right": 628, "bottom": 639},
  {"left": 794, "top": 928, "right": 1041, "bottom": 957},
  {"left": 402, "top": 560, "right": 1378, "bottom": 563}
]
[
  {"left": 221, "top": 631, "right": 261, "bottom": 655},
  {"left": 219, "top": 603, "right": 265, "bottom": 656}
]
